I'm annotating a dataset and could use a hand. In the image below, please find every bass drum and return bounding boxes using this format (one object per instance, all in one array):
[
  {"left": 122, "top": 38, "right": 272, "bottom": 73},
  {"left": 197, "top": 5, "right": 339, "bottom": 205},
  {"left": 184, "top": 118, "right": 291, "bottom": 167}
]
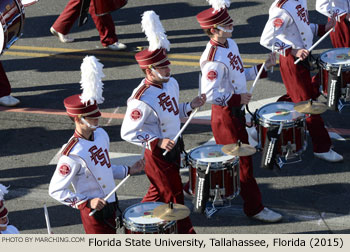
[
  {"left": 93, "top": 0, "right": 127, "bottom": 16},
  {"left": 0, "top": 0, "right": 25, "bottom": 54}
]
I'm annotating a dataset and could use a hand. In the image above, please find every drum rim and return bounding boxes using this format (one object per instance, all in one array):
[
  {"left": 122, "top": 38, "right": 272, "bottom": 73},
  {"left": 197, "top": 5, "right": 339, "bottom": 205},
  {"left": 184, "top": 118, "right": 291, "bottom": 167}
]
[
  {"left": 122, "top": 202, "right": 176, "bottom": 231},
  {"left": 256, "top": 101, "right": 305, "bottom": 127},
  {"left": 188, "top": 144, "right": 239, "bottom": 169},
  {"left": 319, "top": 47, "right": 350, "bottom": 71}
]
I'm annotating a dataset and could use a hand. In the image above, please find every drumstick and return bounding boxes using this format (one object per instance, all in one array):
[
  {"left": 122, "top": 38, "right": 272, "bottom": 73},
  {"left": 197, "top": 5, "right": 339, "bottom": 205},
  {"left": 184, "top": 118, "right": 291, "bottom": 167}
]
[
  {"left": 163, "top": 108, "right": 199, "bottom": 156},
  {"left": 43, "top": 204, "right": 53, "bottom": 234},
  {"left": 89, "top": 174, "right": 130, "bottom": 217},
  {"left": 294, "top": 28, "right": 333, "bottom": 64},
  {"left": 241, "top": 62, "right": 266, "bottom": 111}
]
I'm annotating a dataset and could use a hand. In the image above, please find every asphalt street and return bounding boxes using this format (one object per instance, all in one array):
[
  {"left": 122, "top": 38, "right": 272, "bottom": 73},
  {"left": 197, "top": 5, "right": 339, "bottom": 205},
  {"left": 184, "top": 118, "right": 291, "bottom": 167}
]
[{"left": 0, "top": 0, "right": 349, "bottom": 234}]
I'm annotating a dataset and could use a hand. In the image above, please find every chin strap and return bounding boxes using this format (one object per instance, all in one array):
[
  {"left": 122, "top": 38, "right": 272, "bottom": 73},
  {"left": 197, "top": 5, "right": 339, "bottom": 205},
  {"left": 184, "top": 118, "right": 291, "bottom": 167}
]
[
  {"left": 217, "top": 26, "right": 234, "bottom": 33},
  {"left": 151, "top": 67, "right": 170, "bottom": 80},
  {"left": 80, "top": 117, "right": 99, "bottom": 129},
  {"left": 0, "top": 217, "right": 9, "bottom": 228}
]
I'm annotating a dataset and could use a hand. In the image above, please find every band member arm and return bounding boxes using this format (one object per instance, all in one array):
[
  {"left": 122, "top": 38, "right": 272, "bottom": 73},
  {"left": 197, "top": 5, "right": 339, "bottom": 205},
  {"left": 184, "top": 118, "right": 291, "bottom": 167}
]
[
  {"left": 111, "top": 164, "right": 130, "bottom": 179},
  {"left": 316, "top": 0, "right": 347, "bottom": 22},
  {"left": 49, "top": 156, "right": 88, "bottom": 209},
  {"left": 121, "top": 99, "right": 159, "bottom": 151},
  {"left": 200, "top": 61, "right": 237, "bottom": 107}
]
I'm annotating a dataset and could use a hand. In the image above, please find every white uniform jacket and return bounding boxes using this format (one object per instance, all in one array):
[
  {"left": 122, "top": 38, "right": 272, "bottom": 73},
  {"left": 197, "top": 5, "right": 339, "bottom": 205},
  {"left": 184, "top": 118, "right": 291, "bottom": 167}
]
[
  {"left": 121, "top": 78, "right": 192, "bottom": 150},
  {"left": 316, "top": 0, "right": 349, "bottom": 21},
  {"left": 200, "top": 39, "right": 263, "bottom": 107},
  {"left": 0, "top": 225, "right": 19, "bottom": 234},
  {"left": 49, "top": 128, "right": 129, "bottom": 209},
  {"left": 260, "top": 0, "right": 321, "bottom": 56}
]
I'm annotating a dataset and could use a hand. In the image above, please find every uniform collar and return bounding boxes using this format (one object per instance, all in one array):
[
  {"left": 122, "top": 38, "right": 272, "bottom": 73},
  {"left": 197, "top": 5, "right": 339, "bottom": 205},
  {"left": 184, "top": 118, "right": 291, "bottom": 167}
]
[
  {"left": 74, "top": 129, "right": 94, "bottom": 141},
  {"left": 210, "top": 39, "right": 229, "bottom": 48},
  {"left": 145, "top": 78, "right": 163, "bottom": 89}
]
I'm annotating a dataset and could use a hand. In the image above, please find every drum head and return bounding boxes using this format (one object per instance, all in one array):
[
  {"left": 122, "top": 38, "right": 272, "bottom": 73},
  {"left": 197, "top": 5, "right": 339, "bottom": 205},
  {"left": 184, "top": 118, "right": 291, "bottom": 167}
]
[
  {"left": 123, "top": 202, "right": 168, "bottom": 225},
  {"left": 189, "top": 144, "right": 238, "bottom": 165},
  {"left": 319, "top": 48, "right": 350, "bottom": 71},
  {"left": 257, "top": 102, "right": 304, "bottom": 126}
]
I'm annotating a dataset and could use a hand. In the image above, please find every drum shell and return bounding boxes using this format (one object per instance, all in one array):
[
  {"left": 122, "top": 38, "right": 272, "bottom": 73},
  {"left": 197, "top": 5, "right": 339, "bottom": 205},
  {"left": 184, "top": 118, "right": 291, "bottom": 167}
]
[
  {"left": 256, "top": 102, "right": 307, "bottom": 157},
  {"left": 188, "top": 145, "right": 240, "bottom": 200},
  {"left": 122, "top": 202, "right": 176, "bottom": 234},
  {"left": 0, "top": 0, "right": 24, "bottom": 54}
]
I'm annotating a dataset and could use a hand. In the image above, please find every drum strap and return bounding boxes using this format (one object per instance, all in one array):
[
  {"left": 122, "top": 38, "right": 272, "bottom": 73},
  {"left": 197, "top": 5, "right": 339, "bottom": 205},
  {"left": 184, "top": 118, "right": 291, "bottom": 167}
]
[
  {"left": 261, "top": 122, "right": 283, "bottom": 170},
  {"left": 326, "top": 70, "right": 342, "bottom": 111},
  {"left": 78, "top": 0, "right": 91, "bottom": 27},
  {"left": 192, "top": 165, "right": 210, "bottom": 214}
]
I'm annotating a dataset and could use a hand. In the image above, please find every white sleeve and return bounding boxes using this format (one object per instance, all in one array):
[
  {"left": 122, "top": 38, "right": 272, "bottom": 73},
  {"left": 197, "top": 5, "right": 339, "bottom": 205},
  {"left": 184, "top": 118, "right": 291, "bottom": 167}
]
[
  {"left": 244, "top": 66, "right": 260, "bottom": 81},
  {"left": 260, "top": 9, "right": 293, "bottom": 56},
  {"left": 200, "top": 61, "right": 233, "bottom": 106},
  {"left": 316, "top": 0, "right": 347, "bottom": 20},
  {"left": 121, "top": 99, "right": 159, "bottom": 148},
  {"left": 111, "top": 164, "right": 129, "bottom": 179},
  {"left": 310, "top": 23, "right": 319, "bottom": 38},
  {"left": 179, "top": 102, "right": 193, "bottom": 118},
  {"left": 48, "top": 155, "right": 88, "bottom": 208}
]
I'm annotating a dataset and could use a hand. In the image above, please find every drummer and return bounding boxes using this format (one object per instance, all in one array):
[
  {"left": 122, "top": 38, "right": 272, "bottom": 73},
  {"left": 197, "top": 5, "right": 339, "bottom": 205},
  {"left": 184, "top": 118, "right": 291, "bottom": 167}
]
[
  {"left": 260, "top": 0, "right": 343, "bottom": 162},
  {"left": 120, "top": 11, "right": 206, "bottom": 234},
  {"left": 316, "top": 0, "right": 350, "bottom": 48},
  {"left": 196, "top": 0, "right": 282, "bottom": 223}
]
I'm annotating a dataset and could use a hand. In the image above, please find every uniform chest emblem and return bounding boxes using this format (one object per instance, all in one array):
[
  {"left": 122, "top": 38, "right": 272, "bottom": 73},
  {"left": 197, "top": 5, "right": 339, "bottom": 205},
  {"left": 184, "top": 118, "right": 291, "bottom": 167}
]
[
  {"left": 130, "top": 109, "right": 142, "bottom": 121},
  {"left": 227, "top": 52, "right": 244, "bottom": 73},
  {"left": 295, "top": 4, "right": 310, "bottom": 25},
  {"left": 59, "top": 164, "right": 71, "bottom": 176},
  {"left": 207, "top": 70, "right": 218, "bottom": 81},
  {"left": 157, "top": 93, "right": 179, "bottom": 115}
]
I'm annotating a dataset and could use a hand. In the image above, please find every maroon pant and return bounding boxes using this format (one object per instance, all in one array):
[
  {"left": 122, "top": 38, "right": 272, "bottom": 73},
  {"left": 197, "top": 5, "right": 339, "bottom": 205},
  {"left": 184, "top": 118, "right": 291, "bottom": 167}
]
[
  {"left": 142, "top": 147, "right": 195, "bottom": 234},
  {"left": 52, "top": 0, "right": 117, "bottom": 46},
  {"left": 79, "top": 201, "right": 116, "bottom": 234},
  {"left": 0, "top": 62, "right": 11, "bottom": 98},
  {"left": 330, "top": 16, "right": 350, "bottom": 48},
  {"left": 279, "top": 53, "right": 331, "bottom": 153},
  {"left": 211, "top": 104, "right": 264, "bottom": 217}
]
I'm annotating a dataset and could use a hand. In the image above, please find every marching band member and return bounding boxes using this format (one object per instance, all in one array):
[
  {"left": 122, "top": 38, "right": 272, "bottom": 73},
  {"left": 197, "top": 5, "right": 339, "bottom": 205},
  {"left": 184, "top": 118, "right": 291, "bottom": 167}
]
[
  {"left": 316, "top": 0, "right": 350, "bottom": 48},
  {"left": 49, "top": 56, "right": 144, "bottom": 234},
  {"left": 0, "top": 184, "right": 20, "bottom": 234},
  {"left": 121, "top": 11, "right": 206, "bottom": 234},
  {"left": 196, "top": 0, "right": 282, "bottom": 223},
  {"left": 260, "top": 0, "right": 343, "bottom": 162},
  {"left": 0, "top": 62, "right": 20, "bottom": 107},
  {"left": 50, "top": 0, "right": 127, "bottom": 50}
]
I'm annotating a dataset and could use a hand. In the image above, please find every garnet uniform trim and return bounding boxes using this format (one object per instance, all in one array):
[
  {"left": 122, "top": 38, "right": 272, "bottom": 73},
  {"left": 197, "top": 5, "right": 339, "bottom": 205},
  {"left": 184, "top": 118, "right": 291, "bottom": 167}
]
[{"left": 62, "top": 137, "right": 79, "bottom": 156}]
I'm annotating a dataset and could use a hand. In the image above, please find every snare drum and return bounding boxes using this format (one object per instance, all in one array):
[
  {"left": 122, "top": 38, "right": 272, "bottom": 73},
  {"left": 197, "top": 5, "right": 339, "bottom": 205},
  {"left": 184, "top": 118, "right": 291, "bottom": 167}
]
[
  {"left": 188, "top": 144, "right": 240, "bottom": 201},
  {"left": 256, "top": 102, "right": 307, "bottom": 160},
  {"left": 319, "top": 48, "right": 350, "bottom": 108},
  {"left": 256, "top": 102, "right": 307, "bottom": 161},
  {"left": 123, "top": 202, "right": 177, "bottom": 234},
  {"left": 0, "top": 0, "right": 25, "bottom": 54}
]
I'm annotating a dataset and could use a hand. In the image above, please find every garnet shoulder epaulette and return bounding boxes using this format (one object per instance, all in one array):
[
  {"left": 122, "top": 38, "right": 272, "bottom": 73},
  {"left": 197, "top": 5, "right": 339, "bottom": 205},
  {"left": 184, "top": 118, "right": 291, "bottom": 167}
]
[
  {"left": 276, "top": 0, "right": 288, "bottom": 8},
  {"left": 207, "top": 46, "right": 218, "bottom": 62},
  {"left": 133, "top": 85, "right": 150, "bottom": 100},
  {"left": 62, "top": 137, "right": 79, "bottom": 156}
]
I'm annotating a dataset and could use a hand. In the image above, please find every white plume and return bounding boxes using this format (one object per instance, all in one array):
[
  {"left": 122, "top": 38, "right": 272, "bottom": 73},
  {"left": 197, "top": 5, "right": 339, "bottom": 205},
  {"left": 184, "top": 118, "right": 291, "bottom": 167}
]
[
  {"left": 0, "top": 184, "right": 9, "bottom": 201},
  {"left": 141, "top": 10, "right": 170, "bottom": 51},
  {"left": 207, "top": 0, "right": 230, "bottom": 11},
  {"left": 79, "top": 56, "right": 105, "bottom": 105}
]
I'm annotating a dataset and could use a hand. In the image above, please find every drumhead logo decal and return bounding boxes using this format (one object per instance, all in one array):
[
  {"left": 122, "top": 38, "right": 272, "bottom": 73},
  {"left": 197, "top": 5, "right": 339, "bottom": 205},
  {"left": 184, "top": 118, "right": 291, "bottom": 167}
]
[
  {"left": 275, "top": 109, "right": 290, "bottom": 116},
  {"left": 207, "top": 70, "right": 218, "bottom": 81},
  {"left": 59, "top": 164, "right": 71, "bottom": 176},
  {"left": 130, "top": 109, "right": 142, "bottom": 121},
  {"left": 208, "top": 151, "right": 223, "bottom": 157}
]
